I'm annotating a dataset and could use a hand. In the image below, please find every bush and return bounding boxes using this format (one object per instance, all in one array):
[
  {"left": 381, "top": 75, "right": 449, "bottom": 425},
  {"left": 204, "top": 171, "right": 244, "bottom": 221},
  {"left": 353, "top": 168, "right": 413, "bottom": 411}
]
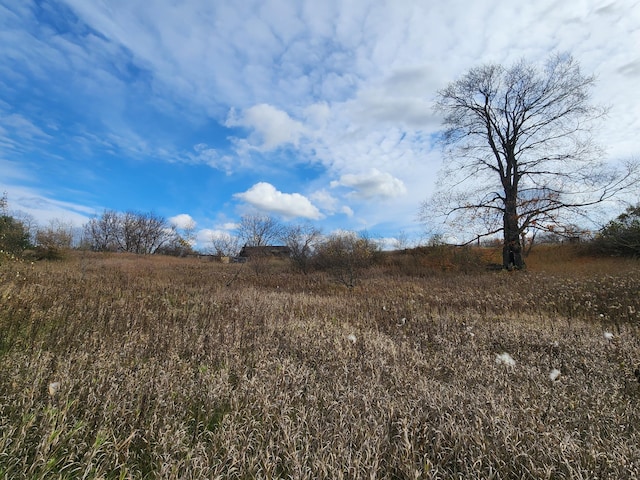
[
  {"left": 313, "top": 232, "right": 380, "bottom": 287},
  {"left": 0, "top": 215, "right": 31, "bottom": 256},
  {"left": 591, "top": 205, "right": 640, "bottom": 257},
  {"left": 384, "top": 245, "right": 492, "bottom": 276}
]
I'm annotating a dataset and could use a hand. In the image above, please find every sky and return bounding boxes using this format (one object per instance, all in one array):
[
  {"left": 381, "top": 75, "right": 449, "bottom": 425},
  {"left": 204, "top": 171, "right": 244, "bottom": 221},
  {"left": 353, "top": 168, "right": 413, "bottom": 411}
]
[{"left": 1, "top": 0, "right": 639, "bottom": 249}]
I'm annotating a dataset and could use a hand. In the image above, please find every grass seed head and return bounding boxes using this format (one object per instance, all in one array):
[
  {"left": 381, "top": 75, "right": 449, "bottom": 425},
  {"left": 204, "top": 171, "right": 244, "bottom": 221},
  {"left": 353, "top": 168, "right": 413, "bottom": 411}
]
[
  {"left": 48, "top": 381, "right": 61, "bottom": 396},
  {"left": 495, "top": 352, "right": 516, "bottom": 367},
  {"left": 549, "top": 369, "right": 561, "bottom": 382}
]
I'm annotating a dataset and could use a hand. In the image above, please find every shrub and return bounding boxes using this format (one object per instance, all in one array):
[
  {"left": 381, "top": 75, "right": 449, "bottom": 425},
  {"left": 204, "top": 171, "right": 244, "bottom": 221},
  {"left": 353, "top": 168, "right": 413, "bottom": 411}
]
[
  {"left": 313, "top": 232, "right": 380, "bottom": 287},
  {"left": 591, "top": 205, "right": 640, "bottom": 257},
  {"left": 0, "top": 215, "right": 31, "bottom": 256}
]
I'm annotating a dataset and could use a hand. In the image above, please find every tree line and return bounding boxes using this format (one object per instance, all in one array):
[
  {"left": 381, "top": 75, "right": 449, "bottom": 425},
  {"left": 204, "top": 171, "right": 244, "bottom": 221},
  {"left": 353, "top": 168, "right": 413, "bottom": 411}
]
[
  {"left": 2, "top": 192, "right": 640, "bottom": 269},
  {"left": 3, "top": 54, "right": 639, "bottom": 269},
  {"left": 83, "top": 210, "right": 191, "bottom": 255},
  {"left": 0, "top": 201, "right": 193, "bottom": 259}
]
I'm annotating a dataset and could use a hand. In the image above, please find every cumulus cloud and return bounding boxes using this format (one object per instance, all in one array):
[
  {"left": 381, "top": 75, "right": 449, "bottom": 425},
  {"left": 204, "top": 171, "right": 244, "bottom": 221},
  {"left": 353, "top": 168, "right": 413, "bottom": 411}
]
[
  {"left": 169, "top": 213, "right": 196, "bottom": 230},
  {"left": 225, "top": 104, "right": 306, "bottom": 150},
  {"left": 308, "top": 188, "right": 356, "bottom": 218},
  {"left": 310, "top": 189, "right": 339, "bottom": 212},
  {"left": 331, "top": 169, "right": 407, "bottom": 199},
  {"left": 234, "top": 182, "right": 322, "bottom": 219}
]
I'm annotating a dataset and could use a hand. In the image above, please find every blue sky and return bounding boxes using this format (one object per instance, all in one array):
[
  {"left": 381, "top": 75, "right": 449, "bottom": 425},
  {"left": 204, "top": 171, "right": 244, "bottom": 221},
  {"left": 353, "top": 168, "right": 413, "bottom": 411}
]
[{"left": 1, "top": 0, "right": 639, "bottom": 249}]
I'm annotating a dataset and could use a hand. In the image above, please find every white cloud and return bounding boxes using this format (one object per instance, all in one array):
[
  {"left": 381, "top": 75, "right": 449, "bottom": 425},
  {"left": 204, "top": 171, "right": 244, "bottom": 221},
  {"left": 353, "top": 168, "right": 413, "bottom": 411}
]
[
  {"left": 192, "top": 228, "right": 218, "bottom": 250},
  {"left": 3, "top": 0, "right": 639, "bottom": 242},
  {"left": 0, "top": 113, "right": 52, "bottom": 140},
  {"left": 0, "top": 158, "right": 32, "bottom": 182},
  {"left": 341, "top": 205, "right": 354, "bottom": 217},
  {"left": 308, "top": 188, "right": 356, "bottom": 218},
  {"left": 169, "top": 214, "right": 196, "bottom": 230},
  {"left": 347, "top": 89, "right": 440, "bottom": 129},
  {"left": 197, "top": 227, "right": 229, "bottom": 242},
  {"left": 225, "top": 104, "right": 306, "bottom": 150},
  {"left": 190, "top": 143, "right": 237, "bottom": 173},
  {"left": 234, "top": 182, "right": 322, "bottom": 219},
  {"left": 331, "top": 169, "right": 407, "bottom": 199},
  {"left": 1, "top": 184, "right": 93, "bottom": 228},
  {"left": 310, "top": 189, "right": 339, "bottom": 213},
  {"left": 196, "top": 224, "right": 241, "bottom": 250},
  {"left": 303, "top": 102, "right": 331, "bottom": 129},
  {"left": 220, "top": 222, "right": 239, "bottom": 231},
  {"left": 53, "top": 1, "right": 640, "bottom": 162}
]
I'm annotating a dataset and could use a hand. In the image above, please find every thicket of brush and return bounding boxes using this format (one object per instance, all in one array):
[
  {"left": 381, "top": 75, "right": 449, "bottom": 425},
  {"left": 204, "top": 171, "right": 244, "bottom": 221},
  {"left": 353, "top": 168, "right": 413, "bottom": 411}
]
[{"left": 1, "top": 247, "right": 639, "bottom": 479}]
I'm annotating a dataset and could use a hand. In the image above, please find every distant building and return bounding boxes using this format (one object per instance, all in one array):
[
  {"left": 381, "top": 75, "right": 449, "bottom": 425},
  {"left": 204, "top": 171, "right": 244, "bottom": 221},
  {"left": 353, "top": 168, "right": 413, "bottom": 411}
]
[{"left": 239, "top": 245, "right": 291, "bottom": 258}]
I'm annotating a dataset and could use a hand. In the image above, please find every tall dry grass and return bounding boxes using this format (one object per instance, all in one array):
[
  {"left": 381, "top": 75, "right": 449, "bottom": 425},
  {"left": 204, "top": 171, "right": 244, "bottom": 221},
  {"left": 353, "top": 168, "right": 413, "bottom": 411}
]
[{"left": 1, "top": 249, "right": 639, "bottom": 479}]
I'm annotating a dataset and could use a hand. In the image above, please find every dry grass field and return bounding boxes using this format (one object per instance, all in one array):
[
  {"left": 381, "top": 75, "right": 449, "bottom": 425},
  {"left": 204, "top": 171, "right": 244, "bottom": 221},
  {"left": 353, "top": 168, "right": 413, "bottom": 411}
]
[{"left": 1, "top": 246, "right": 639, "bottom": 479}]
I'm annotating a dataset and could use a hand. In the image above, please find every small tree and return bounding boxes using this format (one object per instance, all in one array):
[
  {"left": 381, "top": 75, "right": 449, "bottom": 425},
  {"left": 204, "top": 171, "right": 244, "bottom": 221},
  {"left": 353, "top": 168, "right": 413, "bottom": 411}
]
[
  {"left": 0, "top": 215, "right": 31, "bottom": 255},
  {"left": 422, "top": 54, "right": 638, "bottom": 269},
  {"left": 313, "top": 232, "right": 380, "bottom": 287},
  {"left": 84, "top": 210, "right": 120, "bottom": 251},
  {"left": 210, "top": 232, "right": 242, "bottom": 258},
  {"left": 156, "top": 234, "right": 195, "bottom": 257},
  {"left": 237, "top": 213, "right": 284, "bottom": 247},
  {"left": 283, "top": 223, "right": 322, "bottom": 274},
  {"left": 126, "top": 211, "right": 171, "bottom": 254},
  {"left": 34, "top": 219, "right": 75, "bottom": 259},
  {"left": 36, "top": 220, "right": 74, "bottom": 249},
  {"left": 0, "top": 193, "right": 32, "bottom": 256}
]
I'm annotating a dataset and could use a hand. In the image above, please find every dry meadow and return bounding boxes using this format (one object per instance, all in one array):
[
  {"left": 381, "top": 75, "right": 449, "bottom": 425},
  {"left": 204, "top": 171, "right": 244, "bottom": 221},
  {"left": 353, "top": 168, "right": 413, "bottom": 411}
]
[{"left": 1, "top": 247, "right": 639, "bottom": 479}]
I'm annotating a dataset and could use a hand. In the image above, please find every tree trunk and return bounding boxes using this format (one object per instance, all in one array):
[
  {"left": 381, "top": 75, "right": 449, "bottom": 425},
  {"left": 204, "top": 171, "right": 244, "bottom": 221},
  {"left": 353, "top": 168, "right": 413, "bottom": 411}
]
[{"left": 502, "top": 197, "right": 525, "bottom": 270}]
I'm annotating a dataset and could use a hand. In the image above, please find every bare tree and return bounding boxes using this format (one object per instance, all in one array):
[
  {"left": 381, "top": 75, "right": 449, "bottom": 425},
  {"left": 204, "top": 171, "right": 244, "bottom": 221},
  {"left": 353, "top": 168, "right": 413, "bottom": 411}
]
[
  {"left": 210, "top": 231, "right": 242, "bottom": 257},
  {"left": 130, "top": 212, "right": 171, "bottom": 254},
  {"left": 177, "top": 218, "right": 196, "bottom": 248},
  {"left": 283, "top": 223, "right": 322, "bottom": 273},
  {"left": 158, "top": 217, "right": 196, "bottom": 256},
  {"left": 237, "top": 213, "right": 284, "bottom": 247},
  {"left": 393, "top": 230, "right": 411, "bottom": 251},
  {"left": 422, "top": 54, "right": 638, "bottom": 269},
  {"left": 83, "top": 211, "right": 174, "bottom": 254},
  {"left": 84, "top": 210, "right": 120, "bottom": 251}
]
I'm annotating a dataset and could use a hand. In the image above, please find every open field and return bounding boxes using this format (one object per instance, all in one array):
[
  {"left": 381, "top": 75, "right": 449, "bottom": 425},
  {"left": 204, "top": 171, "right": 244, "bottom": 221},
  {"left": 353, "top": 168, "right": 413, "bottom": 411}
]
[{"left": 1, "top": 247, "right": 639, "bottom": 479}]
